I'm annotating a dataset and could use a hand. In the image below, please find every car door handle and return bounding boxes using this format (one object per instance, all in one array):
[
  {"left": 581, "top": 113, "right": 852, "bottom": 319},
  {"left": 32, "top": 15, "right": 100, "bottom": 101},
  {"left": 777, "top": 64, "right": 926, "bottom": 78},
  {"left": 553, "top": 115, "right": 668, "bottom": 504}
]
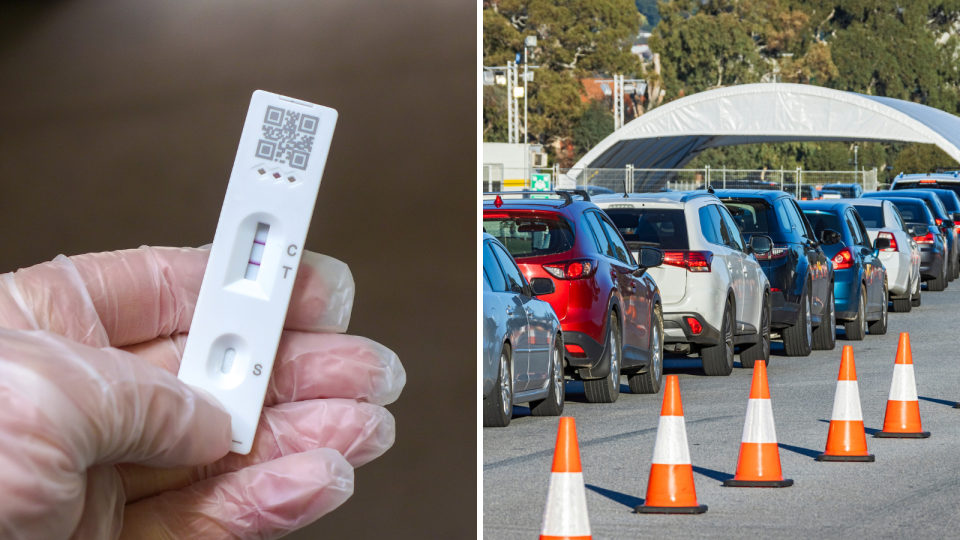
[
  {"left": 505, "top": 306, "right": 515, "bottom": 316},
  {"left": 525, "top": 308, "right": 533, "bottom": 316}
]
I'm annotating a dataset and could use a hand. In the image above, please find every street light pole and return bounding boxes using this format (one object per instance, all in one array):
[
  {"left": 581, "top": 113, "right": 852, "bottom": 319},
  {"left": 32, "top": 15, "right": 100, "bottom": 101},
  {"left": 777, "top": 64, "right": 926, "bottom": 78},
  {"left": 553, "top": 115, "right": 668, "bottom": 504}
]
[{"left": 854, "top": 144, "right": 859, "bottom": 188}]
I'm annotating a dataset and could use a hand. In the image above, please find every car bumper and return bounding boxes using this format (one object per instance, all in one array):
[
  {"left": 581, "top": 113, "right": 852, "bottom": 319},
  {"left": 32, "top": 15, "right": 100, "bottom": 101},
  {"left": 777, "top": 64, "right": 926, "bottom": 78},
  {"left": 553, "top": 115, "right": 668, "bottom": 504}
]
[
  {"left": 662, "top": 312, "right": 721, "bottom": 346},
  {"left": 878, "top": 251, "right": 908, "bottom": 296},
  {"left": 919, "top": 248, "right": 944, "bottom": 279},
  {"left": 770, "top": 290, "right": 801, "bottom": 329},
  {"left": 562, "top": 331, "right": 611, "bottom": 380},
  {"left": 833, "top": 268, "right": 859, "bottom": 320}
]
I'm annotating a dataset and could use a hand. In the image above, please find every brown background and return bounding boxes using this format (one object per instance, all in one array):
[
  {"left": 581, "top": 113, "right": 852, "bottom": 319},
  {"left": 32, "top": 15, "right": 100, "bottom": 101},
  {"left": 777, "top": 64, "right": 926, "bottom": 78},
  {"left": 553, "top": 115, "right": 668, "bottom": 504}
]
[{"left": 0, "top": 0, "right": 475, "bottom": 537}]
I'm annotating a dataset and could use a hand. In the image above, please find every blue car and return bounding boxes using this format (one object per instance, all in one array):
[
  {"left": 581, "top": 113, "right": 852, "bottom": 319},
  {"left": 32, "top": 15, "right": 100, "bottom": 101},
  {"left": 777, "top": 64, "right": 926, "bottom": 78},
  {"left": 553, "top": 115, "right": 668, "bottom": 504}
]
[
  {"left": 821, "top": 183, "right": 864, "bottom": 198},
  {"left": 864, "top": 189, "right": 959, "bottom": 282},
  {"left": 798, "top": 201, "right": 889, "bottom": 340},
  {"left": 482, "top": 233, "right": 564, "bottom": 427}
]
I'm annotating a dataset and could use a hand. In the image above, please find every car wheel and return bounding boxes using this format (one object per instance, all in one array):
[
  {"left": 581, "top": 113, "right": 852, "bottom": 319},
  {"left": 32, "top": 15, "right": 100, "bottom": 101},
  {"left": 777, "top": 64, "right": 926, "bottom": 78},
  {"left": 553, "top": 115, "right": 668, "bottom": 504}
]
[
  {"left": 911, "top": 276, "right": 922, "bottom": 307},
  {"left": 928, "top": 262, "right": 947, "bottom": 291},
  {"left": 739, "top": 292, "right": 771, "bottom": 368},
  {"left": 812, "top": 286, "right": 837, "bottom": 350},
  {"left": 868, "top": 280, "right": 889, "bottom": 335},
  {"left": 629, "top": 304, "right": 664, "bottom": 394},
  {"left": 584, "top": 312, "right": 621, "bottom": 403},
  {"left": 482, "top": 345, "right": 513, "bottom": 427},
  {"left": 783, "top": 284, "right": 813, "bottom": 356},
  {"left": 891, "top": 276, "right": 912, "bottom": 313},
  {"left": 530, "top": 335, "right": 565, "bottom": 416},
  {"left": 701, "top": 298, "right": 734, "bottom": 376},
  {"left": 844, "top": 285, "right": 867, "bottom": 340}
]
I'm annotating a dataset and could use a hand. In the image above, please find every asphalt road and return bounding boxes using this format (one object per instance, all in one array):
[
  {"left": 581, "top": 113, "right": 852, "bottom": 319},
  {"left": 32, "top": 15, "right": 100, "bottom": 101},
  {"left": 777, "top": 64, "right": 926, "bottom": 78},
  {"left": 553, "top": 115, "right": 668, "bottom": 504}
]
[{"left": 483, "top": 286, "right": 960, "bottom": 539}]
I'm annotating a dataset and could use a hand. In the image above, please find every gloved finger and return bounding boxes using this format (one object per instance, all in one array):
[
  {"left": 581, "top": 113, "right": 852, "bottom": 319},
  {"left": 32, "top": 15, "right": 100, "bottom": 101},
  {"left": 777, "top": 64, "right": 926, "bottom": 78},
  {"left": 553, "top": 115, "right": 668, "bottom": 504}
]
[
  {"left": 119, "top": 448, "right": 353, "bottom": 540},
  {"left": 0, "top": 329, "right": 231, "bottom": 469},
  {"left": 0, "top": 255, "right": 109, "bottom": 347},
  {"left": 119, "top": 399, "right": 394, "bottom": 503},
  {"left": 0, "top": 247, "right": 354, "bottom": 349},
  {"left": 122, "top": 331, "right": 405, "bottom": 406}
]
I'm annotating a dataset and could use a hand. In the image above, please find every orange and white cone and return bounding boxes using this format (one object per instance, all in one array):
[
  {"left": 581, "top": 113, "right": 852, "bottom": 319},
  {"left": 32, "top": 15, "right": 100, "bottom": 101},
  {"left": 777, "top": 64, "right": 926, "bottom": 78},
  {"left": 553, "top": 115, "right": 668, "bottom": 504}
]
[
  {"left": 539, "top": 417, "right": 591, "bottom": 540},
  {"left": 817, "top": 346, "right": 875, "bottom": 462},
  {"left": 875, "top": 333, "right": 930, "bottom": 438},
  {"left": 635, "top": 375, "right": 707, "bottom": 514},
  {"left": 723, "top": 360, "right": 793, "bottom": 487}
]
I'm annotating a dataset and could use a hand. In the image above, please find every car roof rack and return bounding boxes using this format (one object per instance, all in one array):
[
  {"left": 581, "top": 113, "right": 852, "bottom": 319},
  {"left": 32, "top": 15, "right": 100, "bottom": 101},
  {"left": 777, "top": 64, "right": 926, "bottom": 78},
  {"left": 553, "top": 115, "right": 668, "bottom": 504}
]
[{"left": 483, "top": 190, "right": 590, "bottom": 205}]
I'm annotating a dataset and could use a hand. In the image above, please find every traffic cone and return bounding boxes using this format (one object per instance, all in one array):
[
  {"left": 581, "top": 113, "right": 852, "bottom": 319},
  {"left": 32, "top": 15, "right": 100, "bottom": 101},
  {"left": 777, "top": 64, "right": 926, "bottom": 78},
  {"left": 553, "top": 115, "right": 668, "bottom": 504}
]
[
  {"left": 635, "top": 375, "right": 707, "bottom": 514},
  {"left": 539, "top": 417, "right": 591, "bottom": 540},
  {"left": 723, "top": 360, "right": 793, "bottom": 487},
  {"left": 817, "top": 346, "right": 875, "bottom": 462},
  {"left": 875, "top": 333, "right": 930, "bottom": 438}
]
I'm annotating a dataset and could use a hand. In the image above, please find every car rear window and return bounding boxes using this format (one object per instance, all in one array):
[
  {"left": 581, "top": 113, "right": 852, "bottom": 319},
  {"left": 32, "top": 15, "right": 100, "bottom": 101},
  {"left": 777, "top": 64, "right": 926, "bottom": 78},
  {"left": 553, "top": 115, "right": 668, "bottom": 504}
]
[
  {"left": 889, "top": 201, "right": 928, "bottom": 223},
  {"left": 603, "top": 208, "right": 689, "bottom": 250},
  {"left": 802, "top": 211, "right": 843, "bottom": 239},
  {"left": 483, "top": 213, "right": 575, "bottom": 259},
  {"left": 824, "top": 185, "right": 859, "bottom": 197},
  {"left": 722, "top": 200, "right": 774, "bottom": 234},
  {"left": 852, "top": 205, "right": 883, "bottom": 228},
  {"left": 894, "top": 181, "right": 960, "bottom": 208}
]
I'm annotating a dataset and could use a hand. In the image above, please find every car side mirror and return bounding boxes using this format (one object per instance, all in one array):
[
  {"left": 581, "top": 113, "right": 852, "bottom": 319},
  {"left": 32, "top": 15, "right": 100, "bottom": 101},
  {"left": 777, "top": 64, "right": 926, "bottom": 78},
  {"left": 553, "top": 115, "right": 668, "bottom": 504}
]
[
  {"left": 910, "top": 225, "right": 929, "bottom": 237},
  {"left": 942, "top": 219, "right": 956, "bottom": 229},
  {"left": 748, "top": 235, "right": 773, "bottom": 255},
  {"left": 529, "top": 278, "right": 555, "bottom": 296},
  {"left": 819, "top": 229, "right": 842, "bottom": 246},
  {"left": 874, "top": 237, "right": 891, "bottom": 251},
  {"left": 638, "top": 247, "right": 665, "bottom": 268}
]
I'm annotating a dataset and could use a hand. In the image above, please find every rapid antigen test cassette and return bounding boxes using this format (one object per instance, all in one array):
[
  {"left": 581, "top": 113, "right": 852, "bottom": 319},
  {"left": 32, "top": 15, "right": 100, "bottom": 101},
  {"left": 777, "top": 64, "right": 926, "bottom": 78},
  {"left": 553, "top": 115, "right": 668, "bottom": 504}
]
[{"left": 178, "top": 90, "right": 337, "bottom": 455}]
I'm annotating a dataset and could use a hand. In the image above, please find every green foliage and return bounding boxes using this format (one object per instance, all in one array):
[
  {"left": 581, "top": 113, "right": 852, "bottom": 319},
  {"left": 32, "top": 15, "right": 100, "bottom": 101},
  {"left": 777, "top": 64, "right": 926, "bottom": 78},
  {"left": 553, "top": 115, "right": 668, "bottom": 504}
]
[
  {"left": 573, "top": 100, "right": 615, "bottom": 156},
  {"left": 483, "top": 85, "right": 509, "bottom": 143},
  {"left": 483, "top": 0, "right": 645, "bottom": 164},
  {"left": 892, "top": 144, "right": 960, "bottom": 175},
  {"left": 635, "top": 0, "right": 660, "bottom": 29}
]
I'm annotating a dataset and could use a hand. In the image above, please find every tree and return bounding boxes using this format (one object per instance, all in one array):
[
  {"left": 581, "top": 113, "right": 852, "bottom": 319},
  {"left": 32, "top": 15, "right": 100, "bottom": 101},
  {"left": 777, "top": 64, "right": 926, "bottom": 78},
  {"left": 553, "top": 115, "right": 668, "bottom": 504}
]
[
  {"left": 483, "top": 0, "right": 645, "bottom": 165},
  {"left": 892, "top": 144, "right": 960, "bottom": 174},
  {"left": 573, "top": 100, "right": 615, "bottom": 156},
  {"left": 635, "top": 0, "right": 660, "bottom": 30}
]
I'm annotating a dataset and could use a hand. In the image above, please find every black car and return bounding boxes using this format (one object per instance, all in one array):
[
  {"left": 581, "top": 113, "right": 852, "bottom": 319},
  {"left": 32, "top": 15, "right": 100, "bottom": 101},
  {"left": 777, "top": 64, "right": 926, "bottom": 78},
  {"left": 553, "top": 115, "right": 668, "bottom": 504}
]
[
  {"left": 863, "top": 189, "right": 959, "bottom": 281},
  {"left": 861, "top": 196, "right": 949, "bottom": 291},
  {"left": 889, "top": 183, "right": 960, "bottom": 280},
  {"left": 715, "top": 190, "right": 836, "bottom": 356}
]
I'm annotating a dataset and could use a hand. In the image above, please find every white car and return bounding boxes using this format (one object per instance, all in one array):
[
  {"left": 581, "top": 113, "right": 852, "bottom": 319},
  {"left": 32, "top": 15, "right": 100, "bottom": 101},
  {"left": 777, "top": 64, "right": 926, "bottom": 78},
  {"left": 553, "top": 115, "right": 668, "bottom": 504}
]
[
  {"left": 594, "top": 191, "right": 772, "bottom": 375},
  {"left": 850, "top": 199, "right": 922, "bottom": 312}
]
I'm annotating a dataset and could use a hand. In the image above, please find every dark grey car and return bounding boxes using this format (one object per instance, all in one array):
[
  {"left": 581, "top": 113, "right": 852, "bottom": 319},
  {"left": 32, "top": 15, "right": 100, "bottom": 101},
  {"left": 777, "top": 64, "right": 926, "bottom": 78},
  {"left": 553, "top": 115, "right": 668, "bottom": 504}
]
[{"left": 482, "top": 233, "right": 564, "bottom": 427}]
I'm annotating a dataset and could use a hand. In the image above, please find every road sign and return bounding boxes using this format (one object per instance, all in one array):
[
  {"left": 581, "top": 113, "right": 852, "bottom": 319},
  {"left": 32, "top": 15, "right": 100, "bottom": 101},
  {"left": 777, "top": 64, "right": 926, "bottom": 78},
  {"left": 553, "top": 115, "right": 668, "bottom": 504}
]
[{"left": 531, "top": 173, "right": 551, "bottom": 198}]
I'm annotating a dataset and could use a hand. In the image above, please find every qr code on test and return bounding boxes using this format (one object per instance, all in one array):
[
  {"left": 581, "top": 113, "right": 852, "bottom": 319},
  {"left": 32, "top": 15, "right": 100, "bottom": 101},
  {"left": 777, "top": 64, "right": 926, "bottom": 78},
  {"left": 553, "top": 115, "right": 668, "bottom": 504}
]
[{"left": 254, "top": 106, "right": 319, "bottom": 170}]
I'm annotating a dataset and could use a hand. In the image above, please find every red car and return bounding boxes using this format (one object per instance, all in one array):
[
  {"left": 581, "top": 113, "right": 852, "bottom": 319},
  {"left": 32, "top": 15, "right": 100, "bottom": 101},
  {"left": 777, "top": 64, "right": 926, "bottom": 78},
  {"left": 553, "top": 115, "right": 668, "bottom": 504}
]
[{"left": 482, "top": 191, "right": 665, "bottom": 403}]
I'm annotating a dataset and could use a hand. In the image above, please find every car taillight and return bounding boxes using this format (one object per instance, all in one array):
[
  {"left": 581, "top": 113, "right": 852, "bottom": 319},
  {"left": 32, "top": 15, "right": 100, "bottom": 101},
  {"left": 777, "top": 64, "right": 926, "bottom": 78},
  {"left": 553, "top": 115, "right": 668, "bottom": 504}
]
[
  {"left": 564, "top": 343, "right": 587, "bottom": 358},
  {"left": 542, "top": 259, "right": 597, "bottom": 280},
  {"left": 686, "top": 317, "right": 702, "bottom": 335},
  {"left": 663, "top": 251, "right": 713, "bottom": 272},
  {"left": 936, "top": 218, "right": 943, "bottom": 226},
  {"left": 914, "top": 231, "right": 935, "bottom": 244},
  {"left": 920, "top": 179, "right": 937, "bottom": 184},
  {"left": 753, "top": 243, "right": 789, "bottom": 261},
  {"left": 832, "top": 248, "right": 854, "bottom": 270},
  {"left": 878, "top": 232, "right": 897, "bottom": 252}
]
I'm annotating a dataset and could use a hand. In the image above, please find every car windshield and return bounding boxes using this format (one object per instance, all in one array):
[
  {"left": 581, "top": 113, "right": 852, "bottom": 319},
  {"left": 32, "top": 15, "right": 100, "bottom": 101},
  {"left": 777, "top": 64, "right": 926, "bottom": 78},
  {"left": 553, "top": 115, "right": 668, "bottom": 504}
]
[
  {"left": 603, "top": 208, "right": 689, "bottom": 249},
  {"left": 824, "top": 185, "right": 858, "bottom": 197},
  {"left": 889, "top": 201, "right": 929, "bottom": 223},
  {"left": 852, "top": 205, "right": 883, "bottom": 228},
  {"left": 722, "top": 200, "right": 773, "bottom": 233},
  {"left": 802, "top": 210, "right": 843, "bottom": 239},
  {"left": 483, "top": 214, "right": 575, "bottom": 259}
]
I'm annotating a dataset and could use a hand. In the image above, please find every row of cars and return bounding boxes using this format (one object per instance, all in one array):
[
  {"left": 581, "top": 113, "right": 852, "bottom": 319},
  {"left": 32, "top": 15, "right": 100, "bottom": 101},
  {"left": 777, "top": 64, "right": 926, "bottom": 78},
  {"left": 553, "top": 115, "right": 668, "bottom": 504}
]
[{"left": 481, "top": 173, "right": 960, "bottom": 427}]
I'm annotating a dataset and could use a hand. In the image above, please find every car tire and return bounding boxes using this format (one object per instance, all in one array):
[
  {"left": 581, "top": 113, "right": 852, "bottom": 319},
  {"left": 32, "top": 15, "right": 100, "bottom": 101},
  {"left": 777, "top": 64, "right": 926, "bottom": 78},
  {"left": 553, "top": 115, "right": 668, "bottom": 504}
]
[
  {"left": 783, "top": 285, "right": 813, "bottom": 356},
  {"left": 739, "top": 292, "right": 771, "bottom": 369},
  {"left": 701, "top": 298, "right": 734, "bottom": 376},
  {"left": 812, "top": 286, "right": 837, "bottom": 351},
  {"left": 530, "top": 334, "right": 565, "bottom": 417},
  {"left": 868, "top": 281, "right": 889, "bottom": 335},
  {"left": 629, "top": 304, "right": 664, "bottom": 394},
  {"left": 891, "top": 278, "right": 912, "bottom": 313},
  {"left": 584, "top": 312, "right": 621, "bottom": 403},
  {"left": 911, "top": 276, "right": 922, "bottom": 307},
  {"left": 844, "top": 285, "right": 867, "bottom": 341},
  {"left": 928, "top": 264, "right": 947, "bottom": 292},
  {"left": 483, "top": 345, "right": 513, "bottom": 427}
]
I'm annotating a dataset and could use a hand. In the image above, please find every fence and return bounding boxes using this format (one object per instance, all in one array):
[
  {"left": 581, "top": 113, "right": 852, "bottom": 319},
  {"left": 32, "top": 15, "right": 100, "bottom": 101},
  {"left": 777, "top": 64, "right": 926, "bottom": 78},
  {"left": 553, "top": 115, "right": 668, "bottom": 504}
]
[{"left": 481, "top": 165, "right": 879, "bottom": 197}]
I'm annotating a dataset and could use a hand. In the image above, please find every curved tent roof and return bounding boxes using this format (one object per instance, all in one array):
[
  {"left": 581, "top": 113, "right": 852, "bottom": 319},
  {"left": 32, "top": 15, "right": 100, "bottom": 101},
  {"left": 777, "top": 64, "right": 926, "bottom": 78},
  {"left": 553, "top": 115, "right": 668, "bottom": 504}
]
[{"left": 572, "top": 83, "right": 960, "bottom": 171}]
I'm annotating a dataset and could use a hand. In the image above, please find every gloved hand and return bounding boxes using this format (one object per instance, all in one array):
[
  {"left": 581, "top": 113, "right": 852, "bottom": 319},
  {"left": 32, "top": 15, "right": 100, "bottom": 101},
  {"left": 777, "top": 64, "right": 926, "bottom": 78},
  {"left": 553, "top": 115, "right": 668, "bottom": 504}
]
[{"left": 0, "top": 247, "right": 405, "bottom": 540}]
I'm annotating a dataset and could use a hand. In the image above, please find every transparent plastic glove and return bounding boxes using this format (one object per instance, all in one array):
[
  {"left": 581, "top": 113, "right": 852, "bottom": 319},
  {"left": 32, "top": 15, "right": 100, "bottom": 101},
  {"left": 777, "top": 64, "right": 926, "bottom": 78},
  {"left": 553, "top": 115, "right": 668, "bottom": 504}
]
[{"left": 0, "top": 247, "right": 405, "bottom": 540}]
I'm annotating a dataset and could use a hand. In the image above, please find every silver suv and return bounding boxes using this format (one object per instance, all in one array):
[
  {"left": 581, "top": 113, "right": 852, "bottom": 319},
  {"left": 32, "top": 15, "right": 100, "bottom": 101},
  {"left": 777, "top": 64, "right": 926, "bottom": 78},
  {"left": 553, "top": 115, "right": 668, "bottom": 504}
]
[{"left": 594, "top": 191, "right": 772, "bottom": 375}]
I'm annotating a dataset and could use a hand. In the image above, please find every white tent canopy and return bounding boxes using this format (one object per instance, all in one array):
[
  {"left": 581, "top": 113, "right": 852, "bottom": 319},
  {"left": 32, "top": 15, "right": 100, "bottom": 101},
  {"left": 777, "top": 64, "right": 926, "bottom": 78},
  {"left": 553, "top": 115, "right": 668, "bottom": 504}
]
[{"left": 572, "top": 83, "right": 960, "bottom": 171}]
